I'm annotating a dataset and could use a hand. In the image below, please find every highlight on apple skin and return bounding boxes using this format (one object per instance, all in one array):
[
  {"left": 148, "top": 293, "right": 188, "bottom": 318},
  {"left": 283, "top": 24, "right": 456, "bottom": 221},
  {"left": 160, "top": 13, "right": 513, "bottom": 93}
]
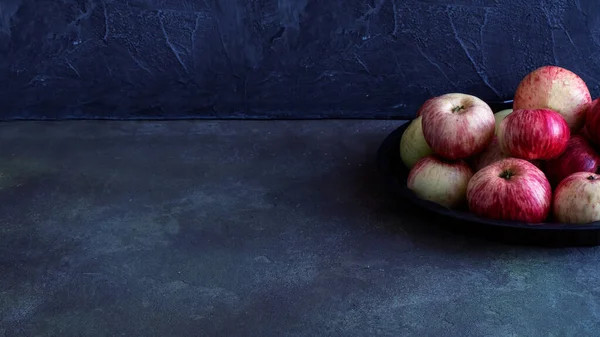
[
  {"left": 497, "top": 108, "right": 570, "bottom": 160},
  {"left": 407, "top": 155, "right": 473, "bottom": 209},
  {"left": 553, "top": 172, "right": 600, "bottom": 224},
  {"left": 399, "top": 116, "right": 434, "bottom": 169},
  {"left": 543, "top": 135, "right": 600, "bottom": 187},
  {"left": 513, "top": 65, "right": 592, "bottom": 132},
  {"left": 466, "top": 158, "right": 552, "bottom": 223},
  {"left": 420, "top": 93, "right": 495, "bottom": 160}
]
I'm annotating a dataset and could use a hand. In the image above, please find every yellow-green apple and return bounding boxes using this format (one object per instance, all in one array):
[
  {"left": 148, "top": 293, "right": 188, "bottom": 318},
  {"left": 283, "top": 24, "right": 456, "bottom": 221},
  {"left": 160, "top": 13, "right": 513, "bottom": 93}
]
[
  {"left": 513, "top": 65, "right": 591, "bottom": 131},
  {"left": 466, "top": 158, "right": 552, "bottom": 223},
  {"left": 585, "top": 98, "right": 600, "bottom": 146},
  {"left": 420, "top": 93, "right": 495, "bottom": 160},
  {"left": 494, "top": 109, "right": 512, "bottom": 135},
  {"left": 407, "top": 155, "right": 473, "bottom": 209},
  {"left": 553, "top": 172, "right": 600, "bottom": 224},
  {"left": 497, "top": 108, "right": 570, "bottom": 160},
  {"left": 399, "top": 116, "right": 434, "bottom": 169},
  {"left": 544, "top": 135, "right": 600, "bottom": 187}
]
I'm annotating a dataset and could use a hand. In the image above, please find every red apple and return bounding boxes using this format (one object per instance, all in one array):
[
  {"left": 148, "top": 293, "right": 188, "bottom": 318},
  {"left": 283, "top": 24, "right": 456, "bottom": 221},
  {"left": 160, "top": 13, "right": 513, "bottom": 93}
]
[
  {"left": 407, "top": 155, "right": 473, "bottom": 209},
  {"left": 544, "top": 135, "right": 600, "bottom": 186},
  {"left": 585, "top": 98, "right": 600, "bottom": 147},
  {"left": 466, "top": 158, "right": 552, "bottom": 223},
  {"left": 420, "top": 93, "right": 495, "bottom": 160},
  {"left": 513, "top": 65, "right": 591, "bottom": 131},
  {"left": 553, "top": 172, "right": 600, "bottom": 224},
  {"left": 497, "top": 108, "right": 570, "bottom": 160}
]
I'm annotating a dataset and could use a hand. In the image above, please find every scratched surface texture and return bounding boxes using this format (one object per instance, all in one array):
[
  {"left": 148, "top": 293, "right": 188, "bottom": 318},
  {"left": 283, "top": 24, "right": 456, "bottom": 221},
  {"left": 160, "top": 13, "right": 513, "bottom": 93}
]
[{"left": 0, "top": 0, "right": 598, "bottom": 119}]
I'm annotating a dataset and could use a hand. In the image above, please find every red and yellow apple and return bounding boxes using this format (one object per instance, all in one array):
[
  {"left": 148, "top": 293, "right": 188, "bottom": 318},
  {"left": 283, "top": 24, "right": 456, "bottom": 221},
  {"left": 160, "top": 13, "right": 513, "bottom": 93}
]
[
  {"left": 407, "top": 155, "right": 473, "bottom": 209},
  {"left": 544, "top": 135, "right": 600, "bottom": 187},
  {"left": 553, "top": 172, "right": 600, "bottom": 224},
  {"left": 466, "top": 158, "right": 552, "bottom": 223},
  {"left": 513, "top": 65, "right": 591, "bottom": 131},
  {"left": 497, "top": 108, "right": 570, "bottom": 160},
  {"left": 420, "top": 93, "right": 495, "bottom": 160}
]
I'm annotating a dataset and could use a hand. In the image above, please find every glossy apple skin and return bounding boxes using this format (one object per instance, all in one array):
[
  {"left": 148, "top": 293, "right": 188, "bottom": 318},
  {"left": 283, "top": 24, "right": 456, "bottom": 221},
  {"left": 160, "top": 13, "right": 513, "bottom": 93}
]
[
  {"left": 585, "top": 98, "right": 600, "bottom": 147},
  {"left": 399, "top": 116, "right": 434, "bottom": 169},
  {"left": 513, "top": 65, "right": 591, "bottom": 131},
  {"left": 466, "top": 158, "right": 552, "bottom": 223},
  {"left": 544, "top": 135, "right": 600, "bottom": 187},
  {"left": 407, "top": 155, "right": 473, "bottom": 209},
  {"left": 497, "top": 108, "right": 570, "bottom": 160},
  {"left": 421, "top": 93, "right": 495, "bottom": 160},
  {"left": 553, "top": 172, "right": 600, "bottom": 224}
]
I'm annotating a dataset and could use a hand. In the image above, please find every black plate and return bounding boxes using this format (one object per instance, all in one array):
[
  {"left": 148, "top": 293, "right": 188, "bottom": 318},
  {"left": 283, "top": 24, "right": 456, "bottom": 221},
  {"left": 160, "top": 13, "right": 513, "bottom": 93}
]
[{"left": 377, "top": 111, "right": 600, "bottom": 247}]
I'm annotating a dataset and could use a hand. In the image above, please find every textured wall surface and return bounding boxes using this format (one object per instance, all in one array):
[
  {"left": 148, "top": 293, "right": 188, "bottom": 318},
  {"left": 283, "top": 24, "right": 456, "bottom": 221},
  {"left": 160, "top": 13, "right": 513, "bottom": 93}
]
[{"left": 0, "top": 0, "right": 598, "bottom": 119}]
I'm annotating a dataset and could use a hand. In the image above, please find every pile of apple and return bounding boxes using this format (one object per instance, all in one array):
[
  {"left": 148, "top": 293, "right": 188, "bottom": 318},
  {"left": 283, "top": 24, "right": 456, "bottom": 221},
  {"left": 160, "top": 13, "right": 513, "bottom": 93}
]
[{"left": 400, "top": 65, "right": 600, "bottom": 225}]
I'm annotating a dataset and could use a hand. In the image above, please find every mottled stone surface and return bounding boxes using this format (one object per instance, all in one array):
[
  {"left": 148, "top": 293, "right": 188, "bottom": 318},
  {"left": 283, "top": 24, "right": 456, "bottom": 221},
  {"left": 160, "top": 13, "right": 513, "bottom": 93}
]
[
  {"left": 0, "top": 0, "right": 598, "bottom": 119},
  {"left": 2, "top": 120, "right": 600, "bottom": 336}
]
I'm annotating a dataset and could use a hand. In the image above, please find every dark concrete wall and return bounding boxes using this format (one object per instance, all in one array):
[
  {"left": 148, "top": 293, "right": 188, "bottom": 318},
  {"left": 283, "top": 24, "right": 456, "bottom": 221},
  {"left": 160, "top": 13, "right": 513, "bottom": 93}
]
[{"left": 0, "top": 0, "right": 597, "bottom": 120}]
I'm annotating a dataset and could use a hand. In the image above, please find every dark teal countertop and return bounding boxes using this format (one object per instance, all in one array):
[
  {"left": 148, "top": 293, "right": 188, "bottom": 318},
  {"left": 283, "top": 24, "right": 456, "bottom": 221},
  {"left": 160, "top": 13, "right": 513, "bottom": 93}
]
[{"left": 0, "top": 120, "right": 596, "bottom": 336}]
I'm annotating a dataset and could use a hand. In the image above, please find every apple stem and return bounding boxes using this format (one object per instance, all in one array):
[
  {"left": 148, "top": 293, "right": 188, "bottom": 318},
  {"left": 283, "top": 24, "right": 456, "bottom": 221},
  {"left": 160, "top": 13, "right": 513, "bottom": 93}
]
[
  {"left": 499, "top": 170, "right": 514, "bottom": 180},
  {"left": 452, "top": 106, "right": 465, "bottom": 113}
]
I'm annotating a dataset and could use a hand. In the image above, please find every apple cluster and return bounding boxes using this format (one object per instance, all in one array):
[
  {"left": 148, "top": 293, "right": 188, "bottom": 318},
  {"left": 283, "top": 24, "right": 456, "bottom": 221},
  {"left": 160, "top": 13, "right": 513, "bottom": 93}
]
[{"left": 400, "top": 65, "right": 600, "bottom": 225}]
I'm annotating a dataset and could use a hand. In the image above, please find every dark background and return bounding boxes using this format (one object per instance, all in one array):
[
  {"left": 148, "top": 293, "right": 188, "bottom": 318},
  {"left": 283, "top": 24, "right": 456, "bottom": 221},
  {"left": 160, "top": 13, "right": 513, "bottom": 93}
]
[{"left": 0, "top": 0, "right": 597, "bottom": 120}]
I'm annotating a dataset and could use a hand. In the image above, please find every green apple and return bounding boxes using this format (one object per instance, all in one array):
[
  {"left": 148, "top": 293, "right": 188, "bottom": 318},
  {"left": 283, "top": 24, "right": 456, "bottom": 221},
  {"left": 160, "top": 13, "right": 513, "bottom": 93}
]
[
  {"left": 400, "top": 116, "right": 434, "bottom": 169},
  {"left": 494, "top": 109, "right": 513, "bottom": 135}
]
